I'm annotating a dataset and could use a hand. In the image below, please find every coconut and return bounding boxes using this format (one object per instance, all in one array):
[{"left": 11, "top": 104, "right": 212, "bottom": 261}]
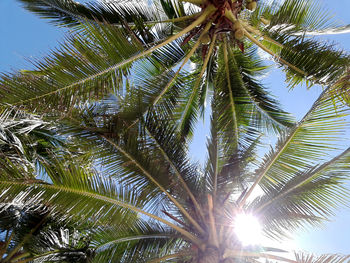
[
  {"left": 235, "top": 29, "right": 244, "bottom": 40},
  {"left": 260, "top": 17, "right": 270, "bottom": 26},
  {"left": 246, "top": 1, "right": 257, "bottom": 11},
  {"left": 201, "top": 33, "right": 211, "bottom": 44}
]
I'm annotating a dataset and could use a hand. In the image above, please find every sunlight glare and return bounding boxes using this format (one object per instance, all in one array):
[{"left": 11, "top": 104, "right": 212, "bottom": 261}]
[{"left": 234, "top": 213, "right": 262, "bottom": 246}]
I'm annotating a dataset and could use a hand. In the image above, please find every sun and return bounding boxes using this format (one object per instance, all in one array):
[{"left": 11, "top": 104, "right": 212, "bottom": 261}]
[{"left": 234, "top": 213, "right": 263, "bottom": 246}]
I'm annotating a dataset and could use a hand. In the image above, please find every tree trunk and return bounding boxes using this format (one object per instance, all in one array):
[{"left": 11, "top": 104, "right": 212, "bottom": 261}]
[{"left": 198, "top": 247, "right": 221, "bottom": 263}]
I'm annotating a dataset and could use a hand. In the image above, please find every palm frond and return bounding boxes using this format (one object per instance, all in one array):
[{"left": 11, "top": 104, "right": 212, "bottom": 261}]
[
  {"left": 91, "top": 223, "right": 182, "bottom": 263},
  {"left": 261, "top": 90, "right": 348, "bottom": 189},
  {"left": 253, "top": 0, "right": 340, "bottom": 32},
  {"left": 232, "top": 46, "right": 296, "bottom": 130},
  {"left": 249, "top": 0, "right": 349, "bottom": 87},
  {"left": 0, "top": 22, "right": 140, "bottom": 112},
  {"left": 295, "top": 24, "right": 350, "bottom": 36},
  {"left": 0, "top": 162, "right": 136, "bottom": 225},
  {"left": 295, "top": 252, "right": 350, "bottom": 263},
  {"left": 17, "top": 0, "right": 161, "bottom": 29},
  {"left": 204, "top": 104, "right": 262, "bottom": 204},
  {"left": 240, "top": 87, "right": 349, "bottom": 207},
  {"left": 144, "top": 111, "right": 206, "bottom": 220},
  {"left": 58, "top": 106, "right": 208, "bottom": 234},
  {"left": 331, "top": 70, "right": 350, "bottom": 107},
  {"left": 0, "top": 109, "right": 67, "bottom": 174},
  {"left": 263, "top": 32, "right": 349, "bottom": 88},
  {"left": 214, "top": 41, "right": 277, "bottom": 151},
  {"left": 248, "top": 147, "right": 350, "bottom": 238}
]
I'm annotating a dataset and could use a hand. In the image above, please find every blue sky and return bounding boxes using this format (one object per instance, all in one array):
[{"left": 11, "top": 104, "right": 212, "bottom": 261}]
[{"left": 1, "top": 0, "right": 350, "bottom": 255}]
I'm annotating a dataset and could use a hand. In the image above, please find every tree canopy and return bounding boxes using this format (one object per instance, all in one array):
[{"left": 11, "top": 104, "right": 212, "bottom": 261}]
[{"left": 0, "top": 0, "right": 349, "bottom": 262}]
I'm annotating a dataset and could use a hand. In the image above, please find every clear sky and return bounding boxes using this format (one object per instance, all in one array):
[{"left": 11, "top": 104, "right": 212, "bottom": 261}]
[{"left": 1, "top": 0, "right": 350, "bottom": 256}]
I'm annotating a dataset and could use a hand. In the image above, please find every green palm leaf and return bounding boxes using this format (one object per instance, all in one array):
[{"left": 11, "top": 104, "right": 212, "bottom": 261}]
[
  {"left": 249, "top": 0, "right": 350, "bottom": 87},
  {"left": 240, "top": 88, "right": 349, "bottom": 206},
  {"left": 0, "top": 21, "right": 188, "bottom": 113},
  {"left": 91, "top": 224, "right": 181, "bottom": 263},
  {"left": 249, "top": 147, "right": 350, "bottom": 238},
  {"left": 17, "top": 0, "right": 160, "bottom": 28}
]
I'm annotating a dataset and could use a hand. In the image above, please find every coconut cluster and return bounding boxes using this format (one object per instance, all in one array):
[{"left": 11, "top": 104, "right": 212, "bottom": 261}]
[{"left": 182, "top": 0, "right": 260, "bottom": 51}]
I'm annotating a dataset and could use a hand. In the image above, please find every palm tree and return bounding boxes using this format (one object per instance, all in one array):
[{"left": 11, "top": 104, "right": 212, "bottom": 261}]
[
  {"left": 1, "top": 0, "right": 349, "bottom": 137},
  {"left": 0, "top": 84, "right": 349, "bottom": 262},
  {"left": 0, "top": 0, "right": 350, "bottom": 262}
]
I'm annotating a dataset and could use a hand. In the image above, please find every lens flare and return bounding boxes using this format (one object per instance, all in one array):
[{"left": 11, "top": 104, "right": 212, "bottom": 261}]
[{"left": 234, "top": 213, "right": 262, "bottom": 246}]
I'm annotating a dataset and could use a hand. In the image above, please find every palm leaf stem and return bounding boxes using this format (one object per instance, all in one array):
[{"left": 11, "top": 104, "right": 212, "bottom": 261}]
[
  {"left": 256, "top": 147, "right": 350, "bottom": 212},
  {"left": 118, "top": 14, "right": 201, "bottom": 27},
  {"left": 262, "top": 35, "right": 285, "bottom": 48},
  {"left": 212, "top": 118, "right": 219, "bottom": 199},
  {"left": 223, "top": 250, "right": 297, "bottom": 263},
  {"left": 0, "top": 180, "right": 201, "bottom": 245},
  {"left": 238, "top": 88, "right": 329, "bottom": 208},
  {"left": 152, "top": 21, "right": 213, "bottom": 107},
  {"left": 229, "top": 52, "right": 291, "bottom": 129},
  {"left": 145, "top": 127, "right": 206, "bottom": 222},
  {"left": 243, "top": 30, "right": 307, "bottom": 76},
  {"left": 179, "top": 33, "right": 217, "bottom": 130},
  {"left": 148, "top": 252, "right": 190, "bottom": 263},
  {"left": 163, "top": 210, "right": 189, "bottom": 227},
  {"left": 9, "top": 252, "right": 31, "bottom": 262},
  {"left": 154, "top": 13, "right": 200, "bottom": 24},
  {"left": 223, "top": 37, "right": 239, "bottom": 146},
  {"left": 102, "top": 136, "right": 206, "bottom": 235},
  {"left": 95, "top": 234, "right": 174, "bottom": 251},
  {"left": 207, "top": 194, "right": 219, "bottom": 247},
  {"left": 224, "top": 9, "right": 237, "bottom": 23},
  {"left": 12, "top": 6, "right": 217, "bottom": 107},
  {"left": 242, "top": 22, "right": 284, "bottom": 48},
  {"left": 0, "top": 230, "right": 14, "bottom": 258}
]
